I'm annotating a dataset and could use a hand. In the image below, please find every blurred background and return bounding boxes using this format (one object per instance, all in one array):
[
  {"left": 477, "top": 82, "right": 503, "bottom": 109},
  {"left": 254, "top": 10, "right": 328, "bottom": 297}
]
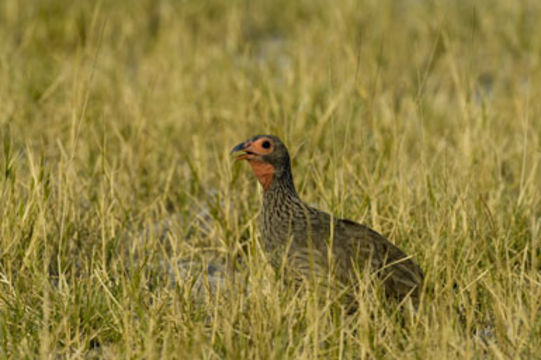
[{"left": 2, "top": 0, "right": 540, "bottom": 210}]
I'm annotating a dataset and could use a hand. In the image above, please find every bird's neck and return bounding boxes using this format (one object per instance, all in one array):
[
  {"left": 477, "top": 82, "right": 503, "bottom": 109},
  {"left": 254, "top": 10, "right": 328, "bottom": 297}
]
[
  {"left": 263, "top": 168, "right": 302, "bottom": 208},
  {"left": 247, "top": 161, "right": 275, "bottom": 190}
]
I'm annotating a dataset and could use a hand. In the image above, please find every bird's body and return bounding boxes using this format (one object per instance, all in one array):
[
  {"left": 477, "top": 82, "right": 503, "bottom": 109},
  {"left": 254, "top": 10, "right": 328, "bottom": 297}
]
[{"left": 232, "top": 135, "right": 423, "bottom": 307}]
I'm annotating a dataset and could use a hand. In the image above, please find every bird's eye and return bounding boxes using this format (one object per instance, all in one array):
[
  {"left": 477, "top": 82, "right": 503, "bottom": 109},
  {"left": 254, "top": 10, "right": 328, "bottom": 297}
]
[{"left": 261, "top": 140, "right": 271, "bottom": 149}]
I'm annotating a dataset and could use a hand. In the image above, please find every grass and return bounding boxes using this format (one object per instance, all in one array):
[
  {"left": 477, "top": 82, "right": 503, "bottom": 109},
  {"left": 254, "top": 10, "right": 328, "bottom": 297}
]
[{"left": 1, "top": 0, "right": 541, "bottom": 358}]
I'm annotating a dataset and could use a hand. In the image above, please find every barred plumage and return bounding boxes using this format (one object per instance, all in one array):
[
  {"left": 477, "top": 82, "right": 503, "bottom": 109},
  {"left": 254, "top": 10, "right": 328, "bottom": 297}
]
[{"left": 232, "top": 135, "right": 424, "bottom": 308}]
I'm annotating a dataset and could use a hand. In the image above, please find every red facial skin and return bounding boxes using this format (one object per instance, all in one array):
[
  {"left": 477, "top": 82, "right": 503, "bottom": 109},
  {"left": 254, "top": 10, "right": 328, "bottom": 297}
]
[{"left": 236, "top": 137, "right": 276, "bottom": 190}]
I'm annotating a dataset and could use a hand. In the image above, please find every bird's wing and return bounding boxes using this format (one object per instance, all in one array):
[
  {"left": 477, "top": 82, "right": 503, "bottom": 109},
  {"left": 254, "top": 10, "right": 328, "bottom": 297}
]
[{"left": 333, "top": 218, "right": 424, "bottom": 302}]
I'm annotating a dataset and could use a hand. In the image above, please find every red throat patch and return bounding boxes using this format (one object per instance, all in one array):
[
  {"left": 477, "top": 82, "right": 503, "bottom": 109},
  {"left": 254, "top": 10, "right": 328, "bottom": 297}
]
[{"left": 248, "top": 161, "right": 275, "bottom": 190}]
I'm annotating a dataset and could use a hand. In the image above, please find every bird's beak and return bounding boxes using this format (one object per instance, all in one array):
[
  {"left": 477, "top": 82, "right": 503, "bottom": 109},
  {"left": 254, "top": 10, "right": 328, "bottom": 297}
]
[
  {"left": 231, "top": 141, "right": 254, "bottom": 161},
  {"left": 231, "top": 142, "right": 246, "bottom": 154}
]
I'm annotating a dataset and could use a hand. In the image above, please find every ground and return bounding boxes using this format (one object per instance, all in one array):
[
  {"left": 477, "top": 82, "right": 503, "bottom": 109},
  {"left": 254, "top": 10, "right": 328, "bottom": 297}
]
[{"left": 1, "top": 0, "right": 540, "bottom": 358}]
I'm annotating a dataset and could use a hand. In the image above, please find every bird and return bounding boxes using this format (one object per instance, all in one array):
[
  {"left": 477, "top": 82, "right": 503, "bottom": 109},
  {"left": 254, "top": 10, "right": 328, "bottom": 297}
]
[{"left": 231, "top": 134, "right": 424, "bottom": 308}]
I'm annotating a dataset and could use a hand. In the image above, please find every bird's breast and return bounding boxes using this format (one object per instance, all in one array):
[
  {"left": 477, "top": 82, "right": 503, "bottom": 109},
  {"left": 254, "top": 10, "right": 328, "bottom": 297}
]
[{"left": 261, "top": 202, "right": 329, "bottom": 248}]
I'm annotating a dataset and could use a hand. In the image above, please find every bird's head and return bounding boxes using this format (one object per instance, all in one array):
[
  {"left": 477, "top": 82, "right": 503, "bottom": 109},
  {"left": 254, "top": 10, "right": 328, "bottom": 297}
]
[{"left": 231, "top": 135, "right": 291, "bottom": 190}]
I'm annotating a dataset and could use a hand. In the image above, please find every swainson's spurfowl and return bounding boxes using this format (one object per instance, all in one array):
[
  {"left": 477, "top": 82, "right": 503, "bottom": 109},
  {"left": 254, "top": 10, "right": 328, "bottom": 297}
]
[{"left": 232, "top": 135, "right": 424, "bottom": 307}]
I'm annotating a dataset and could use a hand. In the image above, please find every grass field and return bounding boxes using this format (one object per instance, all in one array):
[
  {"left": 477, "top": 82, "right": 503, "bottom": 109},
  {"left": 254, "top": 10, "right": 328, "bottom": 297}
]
[{"left": 1, "top": 0, "right": 541, "bottom": 358}]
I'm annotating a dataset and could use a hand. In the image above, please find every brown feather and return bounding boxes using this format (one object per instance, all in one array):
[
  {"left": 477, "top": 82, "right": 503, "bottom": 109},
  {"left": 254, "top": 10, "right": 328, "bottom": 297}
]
[{"left": 235, "top": 135, "right": 424, "bottom": 308}]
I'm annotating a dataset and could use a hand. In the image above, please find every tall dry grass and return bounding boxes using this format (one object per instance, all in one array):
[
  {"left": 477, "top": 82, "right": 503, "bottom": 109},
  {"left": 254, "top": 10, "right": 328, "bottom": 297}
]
[{"left": 1, "top": 0, "right": 540, "bottom": 358}]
